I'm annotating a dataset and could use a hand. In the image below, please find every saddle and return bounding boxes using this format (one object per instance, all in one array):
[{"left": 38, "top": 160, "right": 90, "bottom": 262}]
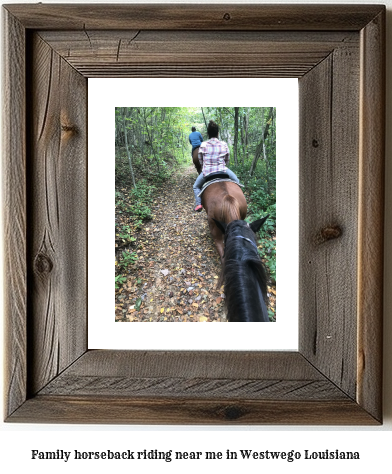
[
  {"left": 198, "top": 172, "right": 244, "bottom": 197},
  {"left": 204, "top": 172, "right": 230, "bottom": 183}
]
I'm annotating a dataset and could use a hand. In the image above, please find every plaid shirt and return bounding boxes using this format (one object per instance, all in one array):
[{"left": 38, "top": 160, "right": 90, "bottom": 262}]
[{"left": 198, "top": 138, "right": 229, "bottom": 176}]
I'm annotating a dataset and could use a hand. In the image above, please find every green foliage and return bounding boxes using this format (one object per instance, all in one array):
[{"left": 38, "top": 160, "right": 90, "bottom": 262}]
[
  {"left": 117, "top": 224, "right": 136, "bottom": 242},
  {"left": 246, "top": 192, "right": 276, "bottom": 283},
  {"left": 258, "top": 232, "right": 276, "bottom": 283},
  {"left": 115, "top": 179, "right": 155, "bottom": 222},
  {"left": 116, "top": 107, "right": 199, "bottom": 185},
  {"left": 133, "top": 204, "right": 152, "bottom": 220},
  {"left": 118, "top": 250, "right": 138, "bottom": 270},
  {"left": 129, "top": 179, "right": 155, "bottom": 219},
  {"left": 115, "top": 274, "right": 127, "bottom": 289},
  {"left": 268, "top": 308, "right": 275, "bottom": 321},
  {"left": 150, "top": 165, "right": 172, "bottom": 184},
  {"left": 226, "top": 109, "right": 276, "bottom": 283}
]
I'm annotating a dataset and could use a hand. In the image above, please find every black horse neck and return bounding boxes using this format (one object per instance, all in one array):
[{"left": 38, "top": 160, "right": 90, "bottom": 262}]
[{"left": 223, "top": 228, "right": 269, "bottom": 322}]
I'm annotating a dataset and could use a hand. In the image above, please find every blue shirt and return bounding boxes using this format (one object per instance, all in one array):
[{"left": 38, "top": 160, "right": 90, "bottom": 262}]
[{"left": 189, "top": 131, "right": 203, "bottom": 148}]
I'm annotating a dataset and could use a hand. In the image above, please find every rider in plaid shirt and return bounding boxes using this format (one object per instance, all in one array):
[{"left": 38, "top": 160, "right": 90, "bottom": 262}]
[
  {"left": 193, "top": 120, "right": 239, "bottom": 212},
  {"left": 198, "top": 138, "right": 229, "bottom": 175}
]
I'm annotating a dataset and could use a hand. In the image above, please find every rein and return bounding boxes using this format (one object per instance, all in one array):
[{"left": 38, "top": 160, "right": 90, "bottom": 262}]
[
  {"left": 233, "top": 235, "right": 259, "bottom": 251},
  {"left": 223, "top": 232, "right": 259, "bottom": 258}
]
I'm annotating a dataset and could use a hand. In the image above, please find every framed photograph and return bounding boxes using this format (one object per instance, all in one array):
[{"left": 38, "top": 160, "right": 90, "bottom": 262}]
[
  {"left": 3, "top": 4, "right": 385, "bottom": 424},
  {"left": 89, "top": 79, "right": 298, "bottom": 350}
]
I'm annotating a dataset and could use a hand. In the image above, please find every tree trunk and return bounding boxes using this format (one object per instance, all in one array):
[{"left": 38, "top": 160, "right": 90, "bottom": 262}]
[
  {"left": 142, "top": 108, "right": 160, "bottom": 170},
  {"left": 233, "top": 107, "right": 239, "bottom": 166},
  {"left": 201, "top": 107, "right": 208, "bottom": 131},
  {"left": 249, "top": 107, "right": 273, "bottom": 176},
  {"left": 218, "top": 109, "right": 229, "bottom": 143},
  {"left": 122, "top": 109, "right": 136, "bottom": 188},
  {"left": 242, "top": 107, "right": 250, "bottom": 164}
]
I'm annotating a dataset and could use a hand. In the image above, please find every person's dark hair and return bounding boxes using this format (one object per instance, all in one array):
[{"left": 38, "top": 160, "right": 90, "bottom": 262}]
[
  {"left": 207, "top": 120, "right": 219, "bottom": 138},
  {"left": 191, "top": 126, "right": 196, "bottom": 132}
]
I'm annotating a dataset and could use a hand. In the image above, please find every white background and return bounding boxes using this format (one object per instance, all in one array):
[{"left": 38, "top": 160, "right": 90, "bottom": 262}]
[
  {"left": 1, "top": 0, "right": 391, "bottom": 473},
  {"left": 88, "top": 78, "right": 299, "bottom": 350}
]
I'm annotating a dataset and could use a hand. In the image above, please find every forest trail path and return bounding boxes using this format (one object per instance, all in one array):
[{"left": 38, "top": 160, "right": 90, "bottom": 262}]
[{"left": 115, "top": 164, "right": 227, "bottom": 322}]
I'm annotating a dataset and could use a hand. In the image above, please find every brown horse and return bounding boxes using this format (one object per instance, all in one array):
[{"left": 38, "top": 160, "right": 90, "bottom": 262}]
[
  {"left": 192, "top": 147, "right": 202, "bottom": 174},
  {"left": 201, "top": 181, "right": 247, "bottom": 259}
]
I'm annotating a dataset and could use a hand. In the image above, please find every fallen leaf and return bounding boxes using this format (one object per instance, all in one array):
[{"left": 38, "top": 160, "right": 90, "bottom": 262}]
[
  {"left": 161, "top": 269, "right": 169, "bottom": 276},
  {"left": 199, "top": 316, "right": 208, "bottom": 322},
  {"left": 135, "top": 298, "right": 142, "bottom": 311}
]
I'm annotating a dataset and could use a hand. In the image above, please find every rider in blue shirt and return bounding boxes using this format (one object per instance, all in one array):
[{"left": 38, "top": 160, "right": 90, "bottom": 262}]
[{"left": 189, "top": 127, "right": 203, "bottom": 154}]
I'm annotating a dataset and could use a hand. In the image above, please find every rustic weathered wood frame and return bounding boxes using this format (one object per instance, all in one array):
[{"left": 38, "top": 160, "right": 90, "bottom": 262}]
[{"left": 3, "top": 4, "right": 385, "bottom": 424}]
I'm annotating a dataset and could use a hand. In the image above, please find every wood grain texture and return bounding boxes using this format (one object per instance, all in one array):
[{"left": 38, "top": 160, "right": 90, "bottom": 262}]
[
  {"left": 357, "top": 9, "right": 385, "bottom": 422},
  {"left": 27, "top": 33, "right": 87, "bottom": 395},
  {"left": 4, "top": 4, "right": 383, "bottom": 30},
  {"left": 10, "top": 351, "right": 374, "bottom": 423},
  {"left": 37, "top": 351, "right": 346, "bottom": 401},
  {"left": 299, "top": 42, "right": 360, "bottom": 399},
  {"left": 39, "top": 30, "right": 358, "bottom": 78},
  {"left": 52, "top": 350, "right": 329, "bottom": 379},
  {"left": 39, "top": 376, "right": 347, "bottom": 400},
  {"left": 2, "top": 9, "right": 27, "bottom": 419},
  {"left": 9, "top": 396, "right": 378, "bottom": 425}
]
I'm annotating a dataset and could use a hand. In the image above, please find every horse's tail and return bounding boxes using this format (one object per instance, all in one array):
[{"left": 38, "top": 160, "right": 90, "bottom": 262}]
[{"left": 221, "top": 194, "right": 241, "bottom": 223}]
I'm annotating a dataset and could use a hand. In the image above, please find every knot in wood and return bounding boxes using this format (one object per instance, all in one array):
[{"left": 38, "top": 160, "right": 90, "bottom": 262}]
[
  {"left": 61, "top": 124, "right": 77, "bottom": 134},
  {"left": 223, "top": 13, "right": 231, "bottom": 21},
  {"left": 315, "top": 225, "right": 342, "bottom": 245},
  {"left": 312, "top": 139, "right": 319, "bottom": 148},
  {"left": 34, "top": 253, "right": 53, "bottom": 274},
  {"left": 223, "top": 405, "right": 243, "bottom": 420}
]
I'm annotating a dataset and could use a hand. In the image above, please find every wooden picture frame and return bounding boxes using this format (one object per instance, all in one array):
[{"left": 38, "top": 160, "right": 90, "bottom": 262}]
[{"left": 3, "top": 4, "right": 385, "bottom": 424}]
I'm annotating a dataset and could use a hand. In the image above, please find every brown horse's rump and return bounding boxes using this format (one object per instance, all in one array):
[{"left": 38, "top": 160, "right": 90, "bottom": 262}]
[{"left": 201, "top": 181, "right": 247, "bottom": 259}]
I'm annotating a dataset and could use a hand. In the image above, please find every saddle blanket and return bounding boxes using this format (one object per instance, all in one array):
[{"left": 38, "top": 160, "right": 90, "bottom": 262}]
[{"left": 198, "top": 179, "right": 244, "bottom": 197}]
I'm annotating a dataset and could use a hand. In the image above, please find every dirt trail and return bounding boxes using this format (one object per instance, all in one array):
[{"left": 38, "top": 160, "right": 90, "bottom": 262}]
[{"left": 115, "top": 165, "right": 227, "bottom": 322}]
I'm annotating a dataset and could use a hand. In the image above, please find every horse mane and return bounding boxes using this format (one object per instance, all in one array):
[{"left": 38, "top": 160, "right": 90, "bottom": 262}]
[
  {"left": 221, "top": 194, "right": 240, "bottom": 223},
  {"left": 221, "top": 227, "right": 269, "bottom": 322}
]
